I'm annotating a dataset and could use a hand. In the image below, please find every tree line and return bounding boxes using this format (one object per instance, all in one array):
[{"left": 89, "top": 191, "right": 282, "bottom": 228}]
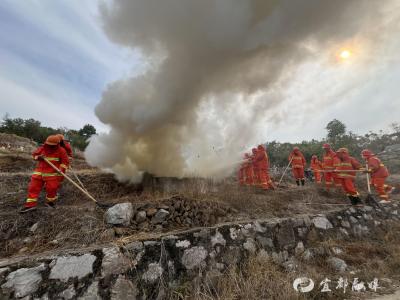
[
  {"left": 0, "top": 114, "right": 97, "bottom": 151},
  {"left": 266, "top": 119, "right": 400, "bottom": 167}
]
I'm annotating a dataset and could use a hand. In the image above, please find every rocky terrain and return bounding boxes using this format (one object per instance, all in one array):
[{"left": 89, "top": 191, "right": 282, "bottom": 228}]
[{"left": 1, "top": 133, "right": 400, "bottom": 299}]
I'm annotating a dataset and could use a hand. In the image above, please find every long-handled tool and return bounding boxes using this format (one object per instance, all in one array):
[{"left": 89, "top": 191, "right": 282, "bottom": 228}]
[
  {"left": 277, "top": 157, "right": 293, "bottom": 187},
  {"left": 364, "top": 162, "right": 380, "bottom": 208},
  {"left": 43, "top": 158, "right": 111, "bottom": 209}
]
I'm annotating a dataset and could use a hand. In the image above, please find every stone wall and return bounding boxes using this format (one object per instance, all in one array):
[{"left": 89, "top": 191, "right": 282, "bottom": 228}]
[{"left": 0, "top": 203, "right": 399, "bottom": 299}]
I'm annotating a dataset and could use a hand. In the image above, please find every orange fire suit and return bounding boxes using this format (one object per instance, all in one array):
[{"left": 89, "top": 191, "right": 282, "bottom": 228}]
[
  {"left": 335, "top": 155, "right": 362, "bottom": 197},
  {"left": 25, "top": 145, "right": 69, "bottom": 208},
  {"left": 289, "top": 151, "right": 306, "bottom": 180},
  {"left": 322, "top": 149, "right": 336, "bottom": 189},
  {"left": 366, "top": 156, "right": 392, "bottom": 200},
  {"left": 255, "top": 146, "right": 272, "bottom": 189},
  {"left": 251, "top": 149, "right": 259, "bottom": 186},
  {"left": 310, "top": 157, "right": 323, "bottom": 183}
]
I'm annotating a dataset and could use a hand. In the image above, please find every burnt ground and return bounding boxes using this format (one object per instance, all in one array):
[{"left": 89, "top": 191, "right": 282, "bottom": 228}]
[{"left": 1, "top": 149, "right": 399, "bottom": 259}]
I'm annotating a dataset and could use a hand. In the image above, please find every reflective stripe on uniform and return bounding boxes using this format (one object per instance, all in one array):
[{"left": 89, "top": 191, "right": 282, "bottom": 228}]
[
  {"left": 338, "top": 173, "right": 355, "bottom": 178},
  {"left": 33, "top": 171, "right": 42, "bottom": 176},
  {"left": 26, "top": 198, "right": 37, "bottom": 203},
  {"left": 46, "top": 196, "right": 58, "bottom": 202},
  {"left": 46, "top": 157, "right": 60, "bottom": 161},
  {"left": 42, "top": 173, "right": 63, "bottom": 177}
]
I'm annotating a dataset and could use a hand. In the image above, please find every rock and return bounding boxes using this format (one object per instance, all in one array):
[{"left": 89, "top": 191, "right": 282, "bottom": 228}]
[
  {"left": 1, "top": 264, "right": 45, "bottom": 298},
  {"left": 211, "top": 231, "right": 226, "bottom": 247},
  {"left": 331, "top": 247, "right": 344, "bottom": 255},
  {"left": 176, "top": 240, "right": 191, "bottom": 248},
  {"left": 102, "top": 247, "right": 130, "bottom": 276},
  {"left": 256, "top": 236, "right": 274, "bottom": 249},
  {"left": 58, "top": 285, "right": 75, "bottom": 300},
  {"left": 125, "top": 241, "right": 144, "bottom": 253},
  {"left": 111, "top": 276, "right": 138, "bottom": 300},
  {"left": 341, "top": 221, "right": 351, "bottom": 228},
  {"left": 339, "top": 228, "right": 349, "bottom": 236},
  {"left": 0, "top": 267, "right": 10, "bottom": 277},
  {"left": 151, "top": 209, "right": 170, "bottom": 224},
  {"left": 142, "top": 263, "right": 163, "bottom": 283},
  {"left": 295, "top": 242, "right": 305, "bottom": 255},
  {"left": 146, "top": 208, "right": 157, "bottom": 217},
  {"left": 243, "top": 238, "right": 257, "bottom": 253},
  {"left": 105, "top": 203, "right": 133, "bottom": 226},
  {"left": 349, "top": 216, "right": 358, "bottom": 224},
  {"left": 254, "top": 221, "right": 266, "bottom": 233},
  {"left": 29, "top": 223, "right": 39, "bottom": 233},
  {"left": 49, "top": 254, "right": 96, "bottom": 281},
  {"left": 182, "top": 247, "right": 208, "bottom": 270},
  {"left": 312, "top": 216, "right": 333, "bottom": 230},
  {"left": 78, "top": 281, "right": 100, "bottom": 300},
  {"left": 276, "top": 221, "right": 296, "bottom": 248},
  {"left": 327, "top": 257, "right": 347, "bottom": 272},
  {"left": 135, "top": 211, "right": 147, "bottom": 223}
]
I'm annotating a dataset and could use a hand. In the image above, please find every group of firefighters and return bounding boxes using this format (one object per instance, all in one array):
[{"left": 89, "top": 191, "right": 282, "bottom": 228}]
[
  {"left": 20, "top": 134, "right": 394, "bottom": 212},
  {"left": 20, "top": 134, "right": 72, "bottom": 213},
  {"left": 239, "top": 143, "right": 394, "bottom": 206}
]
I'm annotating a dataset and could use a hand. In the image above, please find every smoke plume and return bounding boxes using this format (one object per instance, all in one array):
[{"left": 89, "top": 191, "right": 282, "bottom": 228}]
[{"left": 85, "top": 0, "right": 397, "bottom": 181}]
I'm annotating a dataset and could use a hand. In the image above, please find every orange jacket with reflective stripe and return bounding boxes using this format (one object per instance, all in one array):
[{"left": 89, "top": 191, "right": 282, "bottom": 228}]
[
  {"left": 310, "top": 158, "right": 322, "bottom": 171},
  {"left": 32, "top": 145, "right": 69, "bottom": 178},
  {"left": 335, "top": 156, "right": 362, "bottom": 179},
  {"left": 289, "top": 152, "right": 306, "bottom": 169},
  {"left": 322, "top": 149, "right": 336, "bottom": 170},
  {"left": 255, "top": 149, "right": 269, "bottom": 170},
  {"left": 367, "top": 156, "right": 389, "bottom": 178}
]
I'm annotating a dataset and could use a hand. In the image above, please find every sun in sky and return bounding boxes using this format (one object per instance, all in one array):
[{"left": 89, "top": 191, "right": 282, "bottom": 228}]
[{"left": 339, "top": 50, "right": 351, "bottom": 59}]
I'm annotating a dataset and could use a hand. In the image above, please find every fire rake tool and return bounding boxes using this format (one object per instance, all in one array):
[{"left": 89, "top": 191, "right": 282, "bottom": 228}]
[
  {"left": 364, "top": 162, "right": 380, "bottom": 208},
  {"left": 43, "top": 157, "right": 111, "bottom": 209},
  {"left": 277, "top": 157, "right": 293, "bottom": 187}
]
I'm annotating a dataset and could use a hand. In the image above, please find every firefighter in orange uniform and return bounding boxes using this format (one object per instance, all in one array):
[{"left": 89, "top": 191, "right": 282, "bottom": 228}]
[
  {"left": 255, "top": 145, "right": 273, "bottom": 190},
  {"left": 288, "top": 147, "right": 306, "bottom": 186},
  {"left": 310, "top": 155, "right": 323, "bottom": 184},
  {"left": 20, "top": 135, "right": 69, "bottom": 213},
  {"left": 361, "top": 149, "right": 393, "bottom": 204},
  {"left": 335, "top": 148, "right": 363, "bottom": 206},
  {"left": 251, "top": 148, "right": 259, "bottom": 186},
  {"left": 322, "top": 143, "right": 337, "bottom": 190}
]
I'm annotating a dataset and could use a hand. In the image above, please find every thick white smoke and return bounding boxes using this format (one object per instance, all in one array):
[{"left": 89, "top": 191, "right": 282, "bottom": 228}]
[{"left": 85, "top": 0, "right": 398, "bottom": 182}]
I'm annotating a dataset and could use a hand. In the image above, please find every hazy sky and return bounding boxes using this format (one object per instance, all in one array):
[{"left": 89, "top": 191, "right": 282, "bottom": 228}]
[{"left": 0, "top": 0, "right": 399, "bottom": 143}]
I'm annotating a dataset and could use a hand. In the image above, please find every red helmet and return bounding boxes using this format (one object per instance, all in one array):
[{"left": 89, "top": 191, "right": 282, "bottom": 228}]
[
  {"left": 322, "top": 143, "right": 330, "bottom": 149},
  {"left": 361, "top": 149, "right": 373, "bottom": 158}
]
